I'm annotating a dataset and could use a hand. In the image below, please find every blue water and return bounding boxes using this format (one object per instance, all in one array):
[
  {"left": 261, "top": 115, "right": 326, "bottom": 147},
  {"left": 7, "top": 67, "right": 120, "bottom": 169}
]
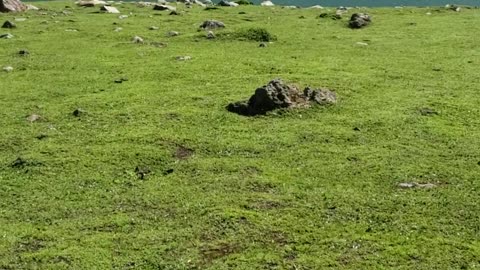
[{"left": 248, "top": 0, "right": 479, "bottom": 7}]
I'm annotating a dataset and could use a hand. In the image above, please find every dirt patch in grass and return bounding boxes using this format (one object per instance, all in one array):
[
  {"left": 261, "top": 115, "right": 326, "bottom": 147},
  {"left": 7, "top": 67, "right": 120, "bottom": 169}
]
[
  {"left": 200, "top": 242, "right": 242, "bottom": 264},
  {"left": 175, "top": 146, "right": 194, "bottom": 160}
]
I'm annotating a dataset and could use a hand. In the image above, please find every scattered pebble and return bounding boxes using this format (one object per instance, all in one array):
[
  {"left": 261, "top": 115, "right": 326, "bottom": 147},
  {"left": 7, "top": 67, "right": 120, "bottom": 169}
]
[
  {"left": 132, "top": 36, "right": 144, "bottom": 43},
  {"left": 355, "top": 42, "right": 369, "bottom": 46},
  {"left": 259, "top": 42, "right": 267, "bottom": 47},
  {"left": 72, "top": 108, "right": 86, "bottom": 117},
  {"left": 206, "top": 31, "right": 215, "bottom": 39},
  {"left": 114, "top": 77, "right": 128, "bottom": 83},
  {"left": 3, "top": 66, "right": 13, "bottom": 72},
  {"left": 26, "top": 114, "right": 42, "bottom": 122},
  {"left": 398, "top": 182, "right": 437, "bottom": 189},
  {"left": 118, "top": 15, "right": 128, "bottom": 19},
  {"left": 167, "top": 30, "right": 179, "bottom": 36},
  {"left": 176, "top": 56, "right": 191, "bottom": 61},
  {"left": 149, "top": 26, "right": 159, "bottom": 30},
  {"left": 114, "top": 27, "right": 123, "bottom": 32},
  {"left": 18, "top": 49, "right": 29, "bottom": 56}
]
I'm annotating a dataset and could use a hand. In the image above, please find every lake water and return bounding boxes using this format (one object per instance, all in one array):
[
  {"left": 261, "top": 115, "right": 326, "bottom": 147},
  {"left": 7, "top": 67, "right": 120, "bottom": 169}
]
[{"left": 249, "top": 0, "right": 478, "bottom": 7}]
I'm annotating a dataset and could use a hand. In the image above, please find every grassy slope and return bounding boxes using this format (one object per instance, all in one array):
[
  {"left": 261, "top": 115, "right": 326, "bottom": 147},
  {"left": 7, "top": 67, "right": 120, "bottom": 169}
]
[{"left": 0, "top": 2, "right": 479, "bottom": 269}]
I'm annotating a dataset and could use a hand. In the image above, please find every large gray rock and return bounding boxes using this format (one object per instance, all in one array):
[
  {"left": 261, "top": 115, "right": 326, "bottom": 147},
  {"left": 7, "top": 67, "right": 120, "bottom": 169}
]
[
  {"left": 153, "top": 4, "right": 176, "bottom": 11},
  {"left": 0, "top": 0, "right": 28, "bottom": 12},
  {"left": 218, "top": 0, "right": 237, "bottom": 6},
  {"left": 348, "top": 13, "right": 371, "bottom": 29},
  {"left": 227, "top": 79, "right": 336, "bottom": 116},
  {"left": 199, "top": 19, "right": 225, "bottom": 29}
]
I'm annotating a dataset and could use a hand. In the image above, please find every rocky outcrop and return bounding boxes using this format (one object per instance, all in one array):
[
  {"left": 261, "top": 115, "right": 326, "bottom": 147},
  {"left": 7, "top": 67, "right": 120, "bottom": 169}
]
[
  {"left": 227, "top": 79, "right": 337, "bottom": 116},
  {"left": 200, "top": 20, "right": 225, "bottom": 29},
  {"left": 348, "top": 13, "right": 371, "bottom": 29},
  {"left": 0, "top": 0, "right": 27, "bottom": 12}
]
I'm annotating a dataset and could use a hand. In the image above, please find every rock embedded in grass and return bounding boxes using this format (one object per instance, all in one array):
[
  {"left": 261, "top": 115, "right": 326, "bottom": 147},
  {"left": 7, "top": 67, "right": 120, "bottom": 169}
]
[
  {"left": 2, "top": 20, "right": 16, "bottom": 29},
  {"left": 72, "top": 108, "right": 86, "bottom": 117},
  {"left": 349, "top": 13, "right": 371, "bottom": 29},
  {"left": 26, "top": 114, "right": 42, "bottom": 122},
  {"left": 18, "top": 49, "right": 29, "bottom": 55},
  {"left": 398, "top": 182, "right": 437, "bottom": 189},
  {"left": 176, "top": 55, "right": 191, "bottom": 61},
  {"left": 0, "top": 33, "right": 14, "bottom": 39},
  {"left": 200, "top": 20, "right": 225, "bottom": 29},
  {"left": 132, "top": 35, "right": 144, "bottom": 43},
  {"left": 167, "top": 30, "right": 179, "bottom": 36},
  {"left": 206, "top": 30, "right": 215, "bottom": 39},
  {"left": 227, "top": 79, "right": 337, "bottom": 116},
  {"left": 100, "top": 5, "right": 120, "bottom": 13},
  {"left": 218, "top": 0, "right": 238, "bottom": 7},
  {"left": 153, "top": 4, "right": 176, "bottom": 11},
  {"left": 3, "top": 66, "right": 13, "bottom": 72}
]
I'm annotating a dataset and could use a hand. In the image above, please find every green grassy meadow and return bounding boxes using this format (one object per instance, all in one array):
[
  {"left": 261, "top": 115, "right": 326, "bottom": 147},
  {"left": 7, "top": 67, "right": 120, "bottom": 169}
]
[{"left": 1, "top": 2, "right": 480, "bottom": 269}]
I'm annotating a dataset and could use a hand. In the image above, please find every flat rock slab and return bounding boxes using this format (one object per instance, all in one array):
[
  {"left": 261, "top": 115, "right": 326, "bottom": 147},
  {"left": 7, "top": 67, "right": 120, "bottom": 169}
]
[{"left": 100, "top": 5, "right": 120, "bottom": 13}]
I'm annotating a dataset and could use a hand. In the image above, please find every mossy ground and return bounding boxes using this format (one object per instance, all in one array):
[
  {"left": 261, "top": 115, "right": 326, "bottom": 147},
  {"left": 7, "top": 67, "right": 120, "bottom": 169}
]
[{"left": 0, "top": 2, "right": 479, "bottom": 269}]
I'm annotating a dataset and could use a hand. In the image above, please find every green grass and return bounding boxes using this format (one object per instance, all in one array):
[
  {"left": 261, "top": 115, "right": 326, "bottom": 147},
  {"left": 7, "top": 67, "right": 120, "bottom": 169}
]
[{"left": 1, "top": 2, "right": 480, "bottom": 269}]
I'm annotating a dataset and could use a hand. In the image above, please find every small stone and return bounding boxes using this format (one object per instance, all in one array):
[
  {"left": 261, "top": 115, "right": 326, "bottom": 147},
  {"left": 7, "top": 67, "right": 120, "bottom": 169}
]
[
  {"left": 149, "top": 26, "right": 159, "bottom": 30},
  {"left": 398, "top": 182, "right": 416, "bottom": 188},
  {"left": 419, "top": 107, "right": 438, "bottom": 116},
  {"left": 206, "top": 31, "right": 215, "bottom": 39},
  {"left": 2, "top": 21, "right": 16, "bottom": 29},
  {"left": 114, "top": 77, "right": 128, "bottom": 83},
  {"left": 26, "top": 114, "right": 42, "bottom": 122},
  {"left": 176, "top": 56, "right": 191, "bottom": 61},
  {"left": 73, "top": 108, "right": 85, "bottom": 117},
  {"left": 114, "top": 27, "right": 123, "bottom": 32},
  {"left": 0, "top": 33, "right": 14, "bottom": 39},
  {"left": 14, "top": 18, "right": 27, "bottom": 22},
  {"left": 18, "top": 49, "right": 29, "bottom": 56},
  {"left": 169, "top": 10, "right": 179, "bottom": 15},
  {"left": 355, "top": 42, "right": 368, "bottom": 46},
  {"left": 304, "top": 87, "right": 337, "bottom": 105},
  {"left": 259, "top": 42, "right": 267, "bottom": 47},
  {"left": 132, "top": 36, "right": 144, "bottom": 43},
  {"left": 118, "top": 15, "right": 128, "bottom": 19},
  {"left": 167, "top": 30, "right": 179, "bottom": 36},
  {"left": 3, "top": 66, "right": 13, "bottom": 72}
]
